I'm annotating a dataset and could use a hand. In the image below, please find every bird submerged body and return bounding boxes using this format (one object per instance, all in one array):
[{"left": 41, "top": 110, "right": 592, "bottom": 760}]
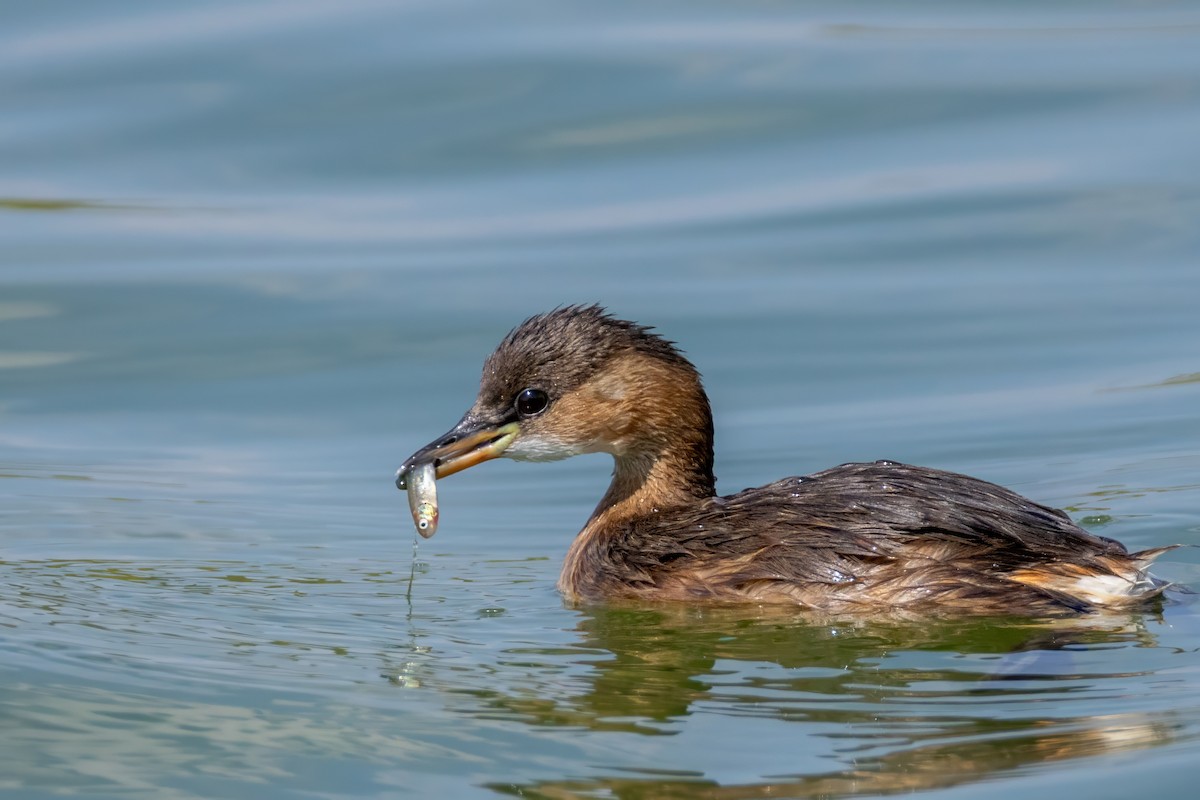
[{"left": 397, "top": 306, "right": 1172, "bottom": 615}]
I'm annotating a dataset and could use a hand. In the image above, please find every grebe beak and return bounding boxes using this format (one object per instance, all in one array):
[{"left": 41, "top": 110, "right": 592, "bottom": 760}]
[{"left": 395, "top": 414, "right": 519, "bottom": 489}]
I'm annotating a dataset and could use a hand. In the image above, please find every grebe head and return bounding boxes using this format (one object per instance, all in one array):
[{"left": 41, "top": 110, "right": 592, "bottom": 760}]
[{"left": 396, "top": 305, "right": 713, "bottom": 491}]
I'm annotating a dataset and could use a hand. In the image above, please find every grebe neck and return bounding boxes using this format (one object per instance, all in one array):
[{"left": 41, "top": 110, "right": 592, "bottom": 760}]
[{"left": 594, "top": 443, "right": 716, "bottom": 526}]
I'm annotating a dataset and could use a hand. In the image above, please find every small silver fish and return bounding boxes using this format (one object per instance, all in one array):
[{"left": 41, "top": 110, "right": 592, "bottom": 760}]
[{"left": 405, "top": 461, "right": 439, "bottom": 538}]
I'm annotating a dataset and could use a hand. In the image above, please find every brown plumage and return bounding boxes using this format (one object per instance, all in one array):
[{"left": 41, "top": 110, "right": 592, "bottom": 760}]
[{"left": 397, "top": 305, "right": 1173, "bottom": 615}]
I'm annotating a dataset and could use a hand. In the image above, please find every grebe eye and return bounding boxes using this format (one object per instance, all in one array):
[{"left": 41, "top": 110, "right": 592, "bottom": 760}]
[{"left": 515, "top": 388, "right": 549, "bottom": 417}]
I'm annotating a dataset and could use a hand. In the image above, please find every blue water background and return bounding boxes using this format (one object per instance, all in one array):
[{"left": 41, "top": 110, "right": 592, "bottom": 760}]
[{"left": 3, "top": 2, "right": 1200, "bottom": 798}]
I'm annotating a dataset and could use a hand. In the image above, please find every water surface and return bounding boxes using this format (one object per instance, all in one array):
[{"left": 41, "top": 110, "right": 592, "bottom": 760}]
[{"left": 3, "top": 2, "right": 1200, "bottom": 798}]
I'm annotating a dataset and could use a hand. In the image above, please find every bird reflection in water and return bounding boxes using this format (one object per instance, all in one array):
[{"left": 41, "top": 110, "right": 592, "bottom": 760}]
[{"left": 475, "top": 606, "right": 1179, "bottom": 799}]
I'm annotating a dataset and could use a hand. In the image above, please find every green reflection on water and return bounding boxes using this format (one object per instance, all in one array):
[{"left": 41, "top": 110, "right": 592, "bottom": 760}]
[
  {"left": 0, "top": 197, "right": 137, "bottom": 212},
  {"left": 0, "top": 554, "right": 1193, "bottom": 798},
  {"left": 482, "top": 605, "right": 1184, "bottom": 799}
]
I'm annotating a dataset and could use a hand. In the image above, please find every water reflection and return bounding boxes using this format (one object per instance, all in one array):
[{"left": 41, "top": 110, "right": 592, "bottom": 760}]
[
  {"left": 482, "top": 606, "right": 1182, "bottom": 799},
  {"left": 0, "top": 197, "right": 136, "bottom": 212},
  {"left": 0, "top": 556, "right": 1192, "bottom": 798},
  {"left": 492, "top": 708, "right": 1177, "bottom": 798}
]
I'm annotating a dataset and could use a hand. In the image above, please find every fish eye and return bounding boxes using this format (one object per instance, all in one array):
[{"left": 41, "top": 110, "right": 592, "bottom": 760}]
[{"left": 515, "top": 387, "right": 549, "bottom": 417}]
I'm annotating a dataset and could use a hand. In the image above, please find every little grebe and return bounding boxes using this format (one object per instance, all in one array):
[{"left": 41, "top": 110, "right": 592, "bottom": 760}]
[{"left": 396, "top": 305, "right": 1172, "bottom": 614}]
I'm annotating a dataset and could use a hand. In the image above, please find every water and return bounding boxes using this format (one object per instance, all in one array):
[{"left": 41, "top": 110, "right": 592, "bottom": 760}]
[{"left": 3, "top": 1, "right": 1200, "bottom": 797}]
